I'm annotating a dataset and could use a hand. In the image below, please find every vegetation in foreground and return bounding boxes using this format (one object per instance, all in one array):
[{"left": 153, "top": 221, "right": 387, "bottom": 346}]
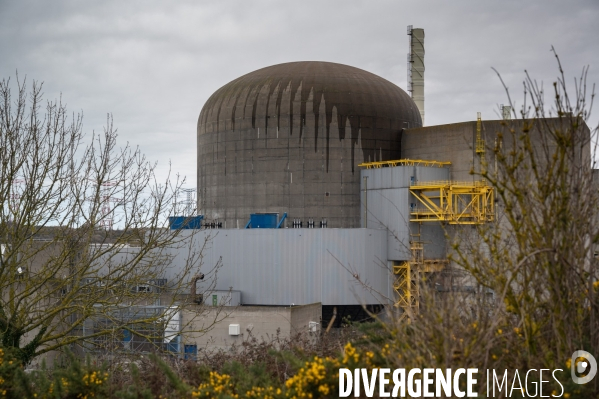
[{"left": 0, "top": 323, "right": 596, "bottom": 399}]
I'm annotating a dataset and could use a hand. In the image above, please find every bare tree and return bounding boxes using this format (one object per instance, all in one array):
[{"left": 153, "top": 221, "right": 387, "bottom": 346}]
[
  {"left": 0, "top": 76, "right": 215, "bottom": 365},
  {"left": 455, "top": 50, "right": 598, "bottom": 365}
]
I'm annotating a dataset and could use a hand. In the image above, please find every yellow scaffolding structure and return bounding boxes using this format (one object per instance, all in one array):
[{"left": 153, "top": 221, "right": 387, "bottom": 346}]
[
  {"left": 409, "top": 180, "right": 494, "bottom": 224},
  {"left": 358, "top": 159, "right": 451, "bottom": 169},
  {"left": 393, "top": 241, "right": 447, "bottom": 321},
  {"left": 356, "top": 156, "right": 494, "bottom": 315}
]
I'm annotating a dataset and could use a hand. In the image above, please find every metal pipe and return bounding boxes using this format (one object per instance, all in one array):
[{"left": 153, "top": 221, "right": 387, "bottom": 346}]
[
  {"left": 191, "top": 273, "right": 205, "bottom": 304},
  {"left": 276, "top": 212, "right": 288, "bottom": 228},
  {"left": 325, "top": 306, "right": 337, "bottom": 334},
  {"left": 363, "top": 176, "right": 368, "bottom": 228}
]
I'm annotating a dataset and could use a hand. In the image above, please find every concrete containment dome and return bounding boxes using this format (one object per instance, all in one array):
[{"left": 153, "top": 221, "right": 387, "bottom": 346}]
[{"left": 197, "top": 61, "right": 422, "bottom": 228}]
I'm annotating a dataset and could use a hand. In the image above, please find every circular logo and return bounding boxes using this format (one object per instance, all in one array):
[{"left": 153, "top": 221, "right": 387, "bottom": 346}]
[{"left": 571, "top": 350, "right": 597, "bottom": 384}]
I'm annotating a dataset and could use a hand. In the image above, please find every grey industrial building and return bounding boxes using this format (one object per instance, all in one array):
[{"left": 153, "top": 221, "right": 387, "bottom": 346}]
[
  {"left": 169, "top": 53, "right": 513, "bottom": 349},
  {"left": 88, "top": 30, "right": 591, "bottom": 352}
]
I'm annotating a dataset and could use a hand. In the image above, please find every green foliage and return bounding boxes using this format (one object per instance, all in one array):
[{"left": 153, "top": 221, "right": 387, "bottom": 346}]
[
  {"left": 0, "top": 346, "right": 31, "bottom": 398},
  {"left": 220, "top": 361, "right": 278, "bottom": 394},
  {"left": 113, "top": 363, "right": 153, "bottom": 399}
]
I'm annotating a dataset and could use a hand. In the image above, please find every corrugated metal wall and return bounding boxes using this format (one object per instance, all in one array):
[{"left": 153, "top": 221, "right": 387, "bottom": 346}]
[{"left": 166, "top": 229, "right": 390, "bottom": 306}]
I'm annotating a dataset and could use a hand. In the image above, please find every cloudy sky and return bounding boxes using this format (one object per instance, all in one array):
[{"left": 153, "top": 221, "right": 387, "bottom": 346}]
[{"left": 1, "top": 0, "right": 598, "bottom": 187}]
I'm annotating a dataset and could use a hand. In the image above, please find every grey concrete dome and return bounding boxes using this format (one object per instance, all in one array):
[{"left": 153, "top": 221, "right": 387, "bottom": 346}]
[{"left": 197, "top": 61, "right": 422, "bottom": 228}]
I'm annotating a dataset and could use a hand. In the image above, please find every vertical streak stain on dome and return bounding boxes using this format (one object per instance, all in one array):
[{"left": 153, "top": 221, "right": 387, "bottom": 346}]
[
  {"left": 198, "top": 61, "right": 421, "bottom": 172},
  {"left": 197, "top": 61, "right": 422, "bottom": 228}
]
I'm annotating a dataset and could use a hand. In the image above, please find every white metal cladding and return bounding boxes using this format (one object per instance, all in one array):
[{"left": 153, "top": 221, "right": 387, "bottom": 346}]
[
  {"left": 360, "top": 166, "right": 450, "bottom": 261},
  {"left": 166, "top": 229, "right": 390, "bottom": 306},
  {"left": 413, "top": 166, "right": 451, "bottom": 184},
  {"left": 364, "top": 187, "right": 410, "bottom": 260},
  {"left": 361, "top": 165, "right": 450, "bottom": 190}
]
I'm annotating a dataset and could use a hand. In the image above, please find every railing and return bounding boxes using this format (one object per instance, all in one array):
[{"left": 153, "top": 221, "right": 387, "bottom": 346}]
[
  {"left": 410, "top": 180, "right": 489, "bottom": 187},
  {"left": 358, "top": 159, "right": 451, "bottom": 169}
]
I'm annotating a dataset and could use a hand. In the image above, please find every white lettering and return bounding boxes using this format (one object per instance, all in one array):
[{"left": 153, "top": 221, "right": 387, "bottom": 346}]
[
  {"left": 525, "top": 369, "right": 538, "bottom": 397},
  {"left": 379, "top": 368, "right": 390, "bottom": 397},
  {"left": 552, "top": 369, "right": 564, "bottom": 397},
  {"left": 510, "top": 369, "right": 523, "bottom": 397},
  {"left": 540, "top": 369, "right": 550, "bottom": 397},
  {"left": 339, "top": 369, "right": 352, "bottom": 397},
  {"left": 408, "top": 368, "right": 422, "bottom": 397},
  {"left": 493, "top": 369, "right": 508, "bottom": 397},
  {"left": 423, "top": 368, "right": 434, "bottom": 397},
  {"left": 362, "top": 368, "right": 377, "bottom": 397},
  {"left": 454, "top": 368, "right": 466, "bottom": 398},
  {"left": 467, "top": 368, "right": 478, "bottom": 397},
  {"left": 354, "top": 368, "right": 360, "bottom": 397},
  {"left": 437, "top": 368, "right": 452, "bottom": 397},
  {"left": 392, "top": 369, "right": 406, "bottom": 397}
]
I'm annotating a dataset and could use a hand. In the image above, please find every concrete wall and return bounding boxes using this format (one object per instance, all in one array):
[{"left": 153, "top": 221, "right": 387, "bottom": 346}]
[
  {"left": 402, "top": 118, "right": 591, "bottom": 181},
  {"left": 289, "top": 302, "right": 322, "bottom": 336},
  {"left": 402, "top": 121, "right": 479, "bottom": 181},
  {"left": 181, "top": 303, "right": 321, "bottom": 352}
]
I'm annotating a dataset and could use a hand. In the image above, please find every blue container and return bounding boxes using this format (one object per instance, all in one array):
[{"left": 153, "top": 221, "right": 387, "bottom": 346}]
[
  {"left": 248, "top": 213, "right": 278, "bottom": 228},
  {"left": 184, "top": 344, "right": 198, "bottom": 360},
  {"left": 169, "top": 215, "right": 203, "bottom": 230}
]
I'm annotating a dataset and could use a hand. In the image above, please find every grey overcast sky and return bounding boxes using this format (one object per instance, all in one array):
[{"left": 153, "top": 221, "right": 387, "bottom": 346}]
[{"left": 1, "top": 0, "right": 598, "bottom": 186}]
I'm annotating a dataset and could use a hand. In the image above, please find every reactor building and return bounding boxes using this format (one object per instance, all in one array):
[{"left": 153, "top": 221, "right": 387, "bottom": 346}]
[{"left": 197, "top": 61, "right": 422, "bottom": 229}]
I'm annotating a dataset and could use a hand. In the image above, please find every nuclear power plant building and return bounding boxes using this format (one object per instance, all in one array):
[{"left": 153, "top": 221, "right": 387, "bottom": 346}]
[{"left": 155, "top": 32, "right": 591, "bottom": 350}]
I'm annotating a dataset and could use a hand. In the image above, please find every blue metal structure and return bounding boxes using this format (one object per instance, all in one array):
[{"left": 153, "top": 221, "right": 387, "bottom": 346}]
[
  {"left": 276, "top": 213, "right": 287, "bottom": 228},
  {"left": 245, "top": 213, "right": 286, "bottom": 229},
  {"left": 169, "top": 215, "right": 203, "bottom": 230},
  {"left": 184, "top": 344, "right": 198, "bottom": 360}
]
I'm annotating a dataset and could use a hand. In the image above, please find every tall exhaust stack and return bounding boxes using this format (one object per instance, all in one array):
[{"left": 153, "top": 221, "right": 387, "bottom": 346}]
[{"left": 407, "top": 26, "right": 425, "bottom": 125}]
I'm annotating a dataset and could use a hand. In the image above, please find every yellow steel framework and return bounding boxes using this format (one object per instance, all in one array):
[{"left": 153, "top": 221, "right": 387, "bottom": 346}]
[
  {"left": 356, "top": 156, "right": 494, "bottom": 316},
  {"left": 409, "top": 180, "right": 494, "bottom": 224},
  {"left": 358, "top": 159, "right": 451, "bottom": 169},
  {"left": 476, "top": 112, "right": 486, "bottom": 172},
  {"left": 393, "top": 241, "right": 447, "bottom": 321}
]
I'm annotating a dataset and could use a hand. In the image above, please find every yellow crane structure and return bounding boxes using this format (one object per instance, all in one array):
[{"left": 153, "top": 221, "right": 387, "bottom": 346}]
[
  {"left": 409, "top": 180, "right": 495, "bottom": 224},
  {"left": 358, "top": 157, "right": 495, "bottom": 320},
  {"left": 396, "top": 179, "right": 494, "bottom": 320}
]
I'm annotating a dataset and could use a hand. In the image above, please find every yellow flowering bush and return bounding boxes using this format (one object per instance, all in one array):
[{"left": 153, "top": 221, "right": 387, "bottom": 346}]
[
  {"left": 184, "top": 342, "right": 375, "bottom": 399},
  {"left": 282, "top": 342, "right": 378, "bottom": 399},
  {"left": 191, "top": 371, "right": 237, "bottom": 398},
  {"left": 30, "top": 352, "right": 110, "bottom": 399},
  {"left": 190, "top": 371, "right": 283, "bottom": 399},
  {"left": 0, "top": 337, "right": 378, "bottom": 398},
  {"left": 284, "top": 356, "right": 333, "bottom": 399}
]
